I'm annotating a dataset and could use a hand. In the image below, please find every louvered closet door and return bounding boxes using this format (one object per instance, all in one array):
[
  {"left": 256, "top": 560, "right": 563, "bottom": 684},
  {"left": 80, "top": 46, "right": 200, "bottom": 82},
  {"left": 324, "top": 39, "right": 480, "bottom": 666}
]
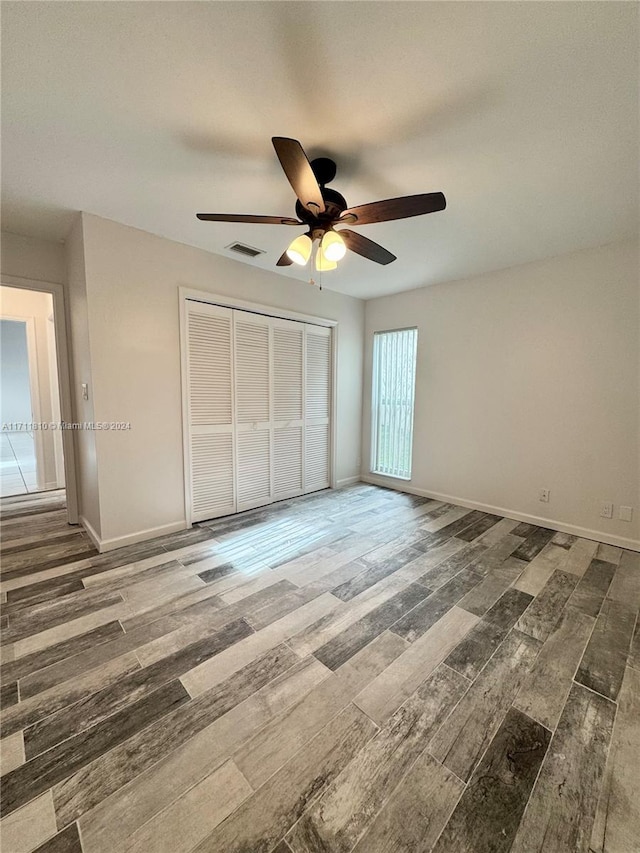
[
  {"left": 186, "top": 302, "right": 235, "bottom": 521},
  {"left": 305, "top": 325, "right": 332, "bottom": 492},
  {"left": 234, "top": 312, "right": 273, "bottom": 512},
  {"left": 272, "top": 319, "right": 304, "bottom": 500}
]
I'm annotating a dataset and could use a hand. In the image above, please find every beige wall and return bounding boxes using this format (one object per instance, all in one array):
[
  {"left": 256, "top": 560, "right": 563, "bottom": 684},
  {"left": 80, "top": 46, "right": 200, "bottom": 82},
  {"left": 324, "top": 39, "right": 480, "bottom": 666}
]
[
  {"left": 1, "top": 231, "right": 66, "bottom": 285},
  {"left": 77, "top": 213, "right": 364, "bottom": 547},
  {"left": 66, "top": 216, "right": 102, "bottom": 537},
  {"left": 363, "top": 240, "right": 640, "bottom": 548},
  {"left": 0, "top": 285, "right": 64, "bottom": 490}
]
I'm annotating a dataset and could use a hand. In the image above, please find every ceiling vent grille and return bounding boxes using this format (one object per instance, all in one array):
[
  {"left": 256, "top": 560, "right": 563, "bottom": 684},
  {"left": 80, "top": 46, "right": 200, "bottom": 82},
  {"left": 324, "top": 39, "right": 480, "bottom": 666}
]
[{"left": 227, "top": 242, "right": 265, "bottom": 258}]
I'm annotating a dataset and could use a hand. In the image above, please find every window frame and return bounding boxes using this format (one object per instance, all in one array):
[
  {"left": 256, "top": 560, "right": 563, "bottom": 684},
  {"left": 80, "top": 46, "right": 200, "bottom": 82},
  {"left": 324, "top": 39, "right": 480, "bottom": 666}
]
[{"left": 370, "top": 326, "right": 418, "bottom": 481}]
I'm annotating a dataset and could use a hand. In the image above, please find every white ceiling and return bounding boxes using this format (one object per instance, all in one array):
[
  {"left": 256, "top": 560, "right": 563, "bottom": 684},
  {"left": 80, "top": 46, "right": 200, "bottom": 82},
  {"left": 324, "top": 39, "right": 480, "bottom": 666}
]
[{"left": 2, "top": 2, "right": 638, "bottom": 299}]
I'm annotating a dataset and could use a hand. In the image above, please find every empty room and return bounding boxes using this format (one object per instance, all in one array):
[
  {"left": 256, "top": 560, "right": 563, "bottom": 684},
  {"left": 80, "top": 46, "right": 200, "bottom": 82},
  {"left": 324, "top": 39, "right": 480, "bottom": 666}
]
[{"left": 0, "top": 2, "right": 638, "bottom": 852}]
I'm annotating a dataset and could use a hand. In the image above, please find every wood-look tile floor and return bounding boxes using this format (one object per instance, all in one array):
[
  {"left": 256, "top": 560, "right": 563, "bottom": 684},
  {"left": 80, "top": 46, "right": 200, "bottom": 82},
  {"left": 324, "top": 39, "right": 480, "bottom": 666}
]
[{"left": 1, "top": 485, "right": 638, "bottom": 853}]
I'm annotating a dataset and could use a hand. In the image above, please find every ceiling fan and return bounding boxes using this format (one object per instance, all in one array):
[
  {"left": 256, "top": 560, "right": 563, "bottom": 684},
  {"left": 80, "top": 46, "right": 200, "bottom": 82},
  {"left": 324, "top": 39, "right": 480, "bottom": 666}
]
[{"left": 196, "top": 137, "right": 446, "bottom": 271}]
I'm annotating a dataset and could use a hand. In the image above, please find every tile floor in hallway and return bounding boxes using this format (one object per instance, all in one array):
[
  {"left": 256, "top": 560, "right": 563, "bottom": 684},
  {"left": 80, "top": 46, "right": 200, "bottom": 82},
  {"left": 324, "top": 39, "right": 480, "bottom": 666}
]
[
  {"left": 0, "top": 484, "right": 638, "bottom": 852},
  {"left": 0, "top": 432, "right": 38, "bottom": 497}
]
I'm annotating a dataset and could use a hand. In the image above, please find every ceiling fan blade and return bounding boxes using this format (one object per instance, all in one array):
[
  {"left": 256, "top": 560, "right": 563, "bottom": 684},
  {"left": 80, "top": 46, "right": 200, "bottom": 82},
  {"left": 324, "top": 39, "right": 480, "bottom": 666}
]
[
  {"left": 276, "top": 249, "right": 293, "bottom": 267},
  {"left": 197, "top": 213, "right": 302, "bottom": 225},
  {"left": 340, "top": 192, "right": 446, "bottom": 225},
  {"left": 272, "top": 137, "right": 326, "bottom": 215},
  {"left": 340, "top": 229, "right": 396, "bottom": 265}
]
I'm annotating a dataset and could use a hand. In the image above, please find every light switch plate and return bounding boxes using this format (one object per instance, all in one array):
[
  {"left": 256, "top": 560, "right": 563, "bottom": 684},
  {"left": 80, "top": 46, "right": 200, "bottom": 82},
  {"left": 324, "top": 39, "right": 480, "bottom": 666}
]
[
  {"left": 619, "top": 506, "right": 633, "bottom": 522},
  {"left": 600, "top": 502, "right": 613, "bottom": 519}
]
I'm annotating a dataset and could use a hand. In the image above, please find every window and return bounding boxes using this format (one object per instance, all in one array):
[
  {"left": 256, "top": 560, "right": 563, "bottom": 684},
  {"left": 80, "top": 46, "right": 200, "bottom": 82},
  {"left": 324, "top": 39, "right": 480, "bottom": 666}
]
[{"left": 371, "top": 328, "right": 418, "bottom": 480}]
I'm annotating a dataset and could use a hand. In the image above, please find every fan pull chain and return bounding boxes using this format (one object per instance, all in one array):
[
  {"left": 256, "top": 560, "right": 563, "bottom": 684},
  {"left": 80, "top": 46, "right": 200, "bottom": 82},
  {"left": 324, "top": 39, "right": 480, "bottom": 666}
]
[{"left": 309, "top": 239, "right": 323, "bottom": 290}]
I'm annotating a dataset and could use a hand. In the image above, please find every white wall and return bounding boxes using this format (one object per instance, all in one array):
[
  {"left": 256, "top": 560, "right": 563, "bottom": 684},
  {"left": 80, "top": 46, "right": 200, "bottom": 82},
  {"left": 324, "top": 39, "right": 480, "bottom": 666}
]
[
  {"left": 0, "top": 286, "right": 63, "bottom": 489},
  {"left": 77, "top": 213, "right": 364, "bottom": 548},
  {"left": 363, "top": 240, "right": 640, "bottom": 549},
  {"left": 66, "top": 216, "right": 102, "bottom": 537},
  {"left": 1, "top": 231, "right": 66, "bottom": 285}
]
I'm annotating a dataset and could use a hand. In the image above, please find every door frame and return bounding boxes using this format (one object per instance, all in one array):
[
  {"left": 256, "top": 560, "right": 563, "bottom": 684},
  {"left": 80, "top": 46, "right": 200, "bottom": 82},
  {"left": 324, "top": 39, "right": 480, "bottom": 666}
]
[
  {"left": 1, "top": 275, "right": 79, "bottom": 523},
  {"left": 179, "top": 287, "right": 338, "bottom": 527}
]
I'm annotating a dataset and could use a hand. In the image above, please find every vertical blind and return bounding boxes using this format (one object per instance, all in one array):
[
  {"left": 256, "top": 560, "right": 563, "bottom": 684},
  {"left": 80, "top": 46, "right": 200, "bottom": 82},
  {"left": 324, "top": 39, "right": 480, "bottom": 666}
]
[{"left": 371, "top": 328, "right": 418, "bottom": 479}]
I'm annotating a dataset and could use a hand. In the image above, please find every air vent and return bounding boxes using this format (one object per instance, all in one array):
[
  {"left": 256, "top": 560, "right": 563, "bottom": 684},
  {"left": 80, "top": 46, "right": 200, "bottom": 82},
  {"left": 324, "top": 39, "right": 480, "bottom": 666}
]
[{"left": 226, "top": 242, "right": 265, "bottom": 258}]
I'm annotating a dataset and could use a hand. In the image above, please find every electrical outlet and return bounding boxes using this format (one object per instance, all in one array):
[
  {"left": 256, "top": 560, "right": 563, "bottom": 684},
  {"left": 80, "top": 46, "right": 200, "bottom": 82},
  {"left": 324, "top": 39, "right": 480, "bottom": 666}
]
[
  {"left": 539, "top": 489, "right": 550, "bottom": 503},
  {"left": 600, "top": 502, "right": 613, "bottom": 519},
  {"left": 619, "top": 506, "right": 633, "bottom": 522}
]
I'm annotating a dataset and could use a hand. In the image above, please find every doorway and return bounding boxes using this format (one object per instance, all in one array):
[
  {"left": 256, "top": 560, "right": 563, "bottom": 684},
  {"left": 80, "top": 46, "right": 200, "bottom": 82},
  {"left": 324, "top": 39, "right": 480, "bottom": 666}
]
[
  {"left": 0, "top": 280, "right": 77, "bottom": 523},
  {"left": 1, "top": 317, "right": 38, "bottom": 494}
]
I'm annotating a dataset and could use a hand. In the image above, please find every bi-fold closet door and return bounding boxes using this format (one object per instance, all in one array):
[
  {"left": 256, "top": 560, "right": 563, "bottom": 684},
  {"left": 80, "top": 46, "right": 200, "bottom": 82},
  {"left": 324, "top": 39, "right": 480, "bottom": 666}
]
[{"left": 185, "top": 300, "right": 331, "bottom": 522}]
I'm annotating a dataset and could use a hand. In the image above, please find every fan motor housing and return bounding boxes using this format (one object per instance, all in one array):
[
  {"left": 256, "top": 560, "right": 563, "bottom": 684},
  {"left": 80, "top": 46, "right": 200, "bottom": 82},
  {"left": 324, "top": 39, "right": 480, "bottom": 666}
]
[{"left": 296, "top": 187, "right": 347, "bottom": 227}]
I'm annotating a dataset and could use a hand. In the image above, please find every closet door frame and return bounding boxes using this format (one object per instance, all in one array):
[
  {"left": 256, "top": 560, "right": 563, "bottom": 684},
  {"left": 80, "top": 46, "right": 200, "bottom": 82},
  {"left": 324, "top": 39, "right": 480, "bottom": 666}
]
[{"left": 179, "top": 288, "right": 338, "bottom": 527}]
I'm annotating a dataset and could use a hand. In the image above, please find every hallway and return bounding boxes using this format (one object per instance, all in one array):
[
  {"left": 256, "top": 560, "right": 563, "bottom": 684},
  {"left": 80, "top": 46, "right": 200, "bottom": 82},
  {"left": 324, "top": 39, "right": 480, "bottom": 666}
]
[{"left": 0, "top": 432, "right": 37, "bottom": 497}]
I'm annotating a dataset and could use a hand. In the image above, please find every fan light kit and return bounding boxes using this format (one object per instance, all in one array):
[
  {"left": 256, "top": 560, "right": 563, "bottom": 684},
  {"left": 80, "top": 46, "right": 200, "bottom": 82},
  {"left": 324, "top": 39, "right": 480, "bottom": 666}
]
[
  {"left": 286, "top": 229, "right": 346, "bottom": 269},
  {"left": 197, "top": 137, "right": 447, "bottom": 274},
  {"left": 321, "top": 230, "right": 347, "bottom": 262},
  {"left": 315, "top": 247, "right": 337, "bottom": 272},
  {"left": 286, "top": 234, "right": 312, "bottom": 265}
]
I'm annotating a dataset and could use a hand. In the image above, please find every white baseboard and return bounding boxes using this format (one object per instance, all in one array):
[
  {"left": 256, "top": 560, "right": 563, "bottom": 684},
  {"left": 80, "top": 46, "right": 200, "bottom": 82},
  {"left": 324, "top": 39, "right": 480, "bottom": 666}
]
[
  {"left": 336, "top": 476, "right": 361, "bottom": 488},
  {"left": 361, "top": 474, "right": 640, "bottom": 553},
  {"left": 80, "top": 516, "right": 188, "bottom": 553},
  {"left": 79, "top": 515, "right": 101, "bottom": 551},
  {"left": 33, "top": 480, "right": 60, "bottom": 492}
]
